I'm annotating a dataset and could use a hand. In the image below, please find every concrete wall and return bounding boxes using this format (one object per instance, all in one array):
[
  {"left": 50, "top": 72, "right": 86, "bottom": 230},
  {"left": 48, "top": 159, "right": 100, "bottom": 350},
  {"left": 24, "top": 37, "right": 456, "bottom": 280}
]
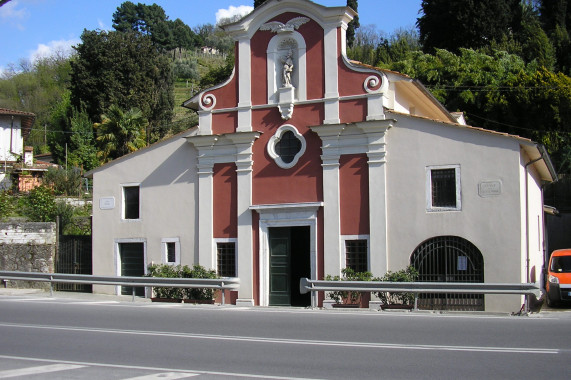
[
  {"left": 91, "top": 130, "right": 198, "bottom": 294},
  {"left": 0, "top": 222, "right": 56, "bottom": 288}
]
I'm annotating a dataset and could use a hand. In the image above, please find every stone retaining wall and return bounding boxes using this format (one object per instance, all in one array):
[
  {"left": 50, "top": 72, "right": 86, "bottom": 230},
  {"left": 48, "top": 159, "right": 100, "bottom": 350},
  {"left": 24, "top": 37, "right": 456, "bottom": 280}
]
[{"left": 0, "top": 222, "right": 56, "bottom": 289}]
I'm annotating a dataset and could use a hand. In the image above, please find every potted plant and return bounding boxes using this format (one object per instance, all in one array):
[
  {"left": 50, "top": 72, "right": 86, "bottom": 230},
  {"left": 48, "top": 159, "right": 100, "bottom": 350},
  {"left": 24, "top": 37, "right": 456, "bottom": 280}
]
[
  {"left": 325, "top": 268, "right": 373, "bottom": 308},
  {"left": 375, "top": 266, "right": 418, "bottom": 310}
]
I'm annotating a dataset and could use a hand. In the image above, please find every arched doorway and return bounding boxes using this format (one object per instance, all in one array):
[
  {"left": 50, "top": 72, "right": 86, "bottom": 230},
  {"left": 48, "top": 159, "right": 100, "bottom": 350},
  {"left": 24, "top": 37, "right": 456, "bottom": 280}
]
[{"left": 411, "top": 236, "right": 484, "bottom": 311}]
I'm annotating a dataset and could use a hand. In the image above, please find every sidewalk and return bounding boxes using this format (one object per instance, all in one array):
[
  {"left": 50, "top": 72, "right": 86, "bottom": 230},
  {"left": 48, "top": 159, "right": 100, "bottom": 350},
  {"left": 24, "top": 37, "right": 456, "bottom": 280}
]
[{"left": 0, "top": 287, "right": 151, "bottom": 303}]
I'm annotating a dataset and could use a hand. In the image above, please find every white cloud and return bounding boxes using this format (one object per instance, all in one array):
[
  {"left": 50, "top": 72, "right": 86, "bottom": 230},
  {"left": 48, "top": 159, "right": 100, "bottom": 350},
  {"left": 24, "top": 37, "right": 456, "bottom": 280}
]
[
  {"left": 215, "top": 5, "right": 253, "bottom": 24},
  {"left": 29, "top": 38, "right": 80, "bottom": 63},
  {"left": 0, "top": 0, "right": 29, "bottom": 29},
  {"left": 98, "top": 19, "right": 110, "bottom": 31}
]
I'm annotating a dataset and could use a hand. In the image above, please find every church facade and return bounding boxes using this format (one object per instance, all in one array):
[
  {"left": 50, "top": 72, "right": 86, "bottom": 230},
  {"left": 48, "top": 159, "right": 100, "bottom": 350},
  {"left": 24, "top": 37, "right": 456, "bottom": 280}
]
[{"left": 88, "top": 0, "right": 556, "bottom": 312}]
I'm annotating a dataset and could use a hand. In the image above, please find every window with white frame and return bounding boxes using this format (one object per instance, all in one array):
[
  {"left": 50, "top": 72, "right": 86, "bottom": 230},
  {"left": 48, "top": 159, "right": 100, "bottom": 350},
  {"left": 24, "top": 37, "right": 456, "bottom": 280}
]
[
  {"left": 216, "top": 240, "right": 236, "bottom": 277},
  {"left": 162, "top": 238, "right": 180, "bottom": 265},
  {"left": 426, "top": 165, "right": 461, "bottom": 211},
  {"left": 123, "top": 185, "right": 140, "bottom": 220},
  {"left": 343, "top": 237, "right": 369, "bottom": 273},
  {"left": 267, "top": 124, "right": 306, "bottom": 169}
]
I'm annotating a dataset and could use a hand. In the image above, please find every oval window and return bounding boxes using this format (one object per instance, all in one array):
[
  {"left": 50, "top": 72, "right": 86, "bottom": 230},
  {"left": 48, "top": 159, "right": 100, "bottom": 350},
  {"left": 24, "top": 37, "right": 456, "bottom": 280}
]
[{"left": 267, "top": 125, "right": 306, "bottom": 169}]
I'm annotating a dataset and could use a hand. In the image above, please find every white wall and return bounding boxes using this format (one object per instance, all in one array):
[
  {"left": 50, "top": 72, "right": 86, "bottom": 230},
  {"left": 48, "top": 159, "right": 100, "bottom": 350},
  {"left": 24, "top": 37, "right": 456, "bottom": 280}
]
[
  {"left": 384, "top": 113, "right": 526, "bottom": 312},
  {"left": 0, "top": 115, "right": 24, "bottom": 162},
  {"left": 91, "top": 130, "right": 198, "bottom": 294}
]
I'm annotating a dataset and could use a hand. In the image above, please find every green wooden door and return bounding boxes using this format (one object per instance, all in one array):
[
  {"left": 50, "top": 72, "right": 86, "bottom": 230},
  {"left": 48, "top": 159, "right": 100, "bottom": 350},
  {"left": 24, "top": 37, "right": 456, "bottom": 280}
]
[
  {"left": 269, "top": 228, "right": 291, "bottom": 306},
  {"left": 119, "top": 242, "right": 145, "bottom": 296}
]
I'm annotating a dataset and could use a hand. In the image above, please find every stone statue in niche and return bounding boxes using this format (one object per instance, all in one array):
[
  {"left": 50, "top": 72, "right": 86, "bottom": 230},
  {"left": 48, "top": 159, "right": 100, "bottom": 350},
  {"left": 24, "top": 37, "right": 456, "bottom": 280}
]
[{"left": 281, "top": 49, "right": 294, "bottom": 88}]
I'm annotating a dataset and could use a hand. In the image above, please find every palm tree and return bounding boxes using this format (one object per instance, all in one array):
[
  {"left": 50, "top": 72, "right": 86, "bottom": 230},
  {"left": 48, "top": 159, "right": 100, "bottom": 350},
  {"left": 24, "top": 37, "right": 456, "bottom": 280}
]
[{"left": 94, "top": 105, "right": 148, "bottom": 163}]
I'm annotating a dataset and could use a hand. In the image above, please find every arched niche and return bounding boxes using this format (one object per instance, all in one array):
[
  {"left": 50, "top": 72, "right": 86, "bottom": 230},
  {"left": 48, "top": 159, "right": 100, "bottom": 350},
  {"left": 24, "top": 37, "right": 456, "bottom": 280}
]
[{"left": 267, "top": 31, "right": 307, "bottom": 104}]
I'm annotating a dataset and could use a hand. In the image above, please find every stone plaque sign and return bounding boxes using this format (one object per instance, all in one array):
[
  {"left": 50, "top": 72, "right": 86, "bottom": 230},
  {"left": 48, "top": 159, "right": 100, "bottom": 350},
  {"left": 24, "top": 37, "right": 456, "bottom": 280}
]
[
  {"left": 478, "top": 180, "right": 502, "bottom": 197},
  {"left": 99, "top": 197, "right": 115, "bottom": 210}
]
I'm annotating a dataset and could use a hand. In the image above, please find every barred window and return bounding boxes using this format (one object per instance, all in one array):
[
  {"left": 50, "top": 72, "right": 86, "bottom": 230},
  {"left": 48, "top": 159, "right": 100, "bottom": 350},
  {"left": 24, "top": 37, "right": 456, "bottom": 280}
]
[
  {"left": 431, "top": 169, "right": 456, "bottom": 208},
  {"left": 345, "top": 239, "right": 368, "bottom": 273},
  {"left": 427, "top": 166, "right": 461, "bottom": 211},
  {"left": 217, "top": 242, "right": 236, "bottom": 277},
  {"left": 275, "top": 131, "right": 302, "bottom": 164}
]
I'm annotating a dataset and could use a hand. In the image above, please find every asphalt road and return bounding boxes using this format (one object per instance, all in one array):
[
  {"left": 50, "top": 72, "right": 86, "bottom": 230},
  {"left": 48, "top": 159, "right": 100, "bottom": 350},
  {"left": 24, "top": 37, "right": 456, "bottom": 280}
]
[{"left": 0, "top": 293, "right": 570, "bottom": 379}]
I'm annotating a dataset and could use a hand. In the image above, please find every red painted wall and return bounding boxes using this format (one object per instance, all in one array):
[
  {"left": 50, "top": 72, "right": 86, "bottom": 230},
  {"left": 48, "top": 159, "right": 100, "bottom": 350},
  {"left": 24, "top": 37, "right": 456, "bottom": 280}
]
[
  {"left": 213, "top": 163, "right": 237, "bottom": 238},
  {"left": 250, "top": 13, "right": 324, "bottom": 105},
  {"left": 202, "top": 43, "right": 239, "bottom": 111},
  {"left": 339, "top": 99, "right": 367, "bottom": 124},
  {"left": 339, "top": 154, "right": 369, "bottom": 235},
  {"left": 251, "top": 104, "right": 324, "bottom": 205},
  {"left": 337, "top": 28, "right": 382, "bottom": 97},
  {"left": 212, "top": 112, "right": 237, "bottom": 135}
]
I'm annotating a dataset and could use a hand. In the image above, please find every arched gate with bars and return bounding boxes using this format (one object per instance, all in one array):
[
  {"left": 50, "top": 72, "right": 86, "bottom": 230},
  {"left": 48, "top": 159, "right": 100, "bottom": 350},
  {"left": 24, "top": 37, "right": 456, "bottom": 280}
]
[{"left": 411, "top": 236, "right": 484, "bottom": 311}]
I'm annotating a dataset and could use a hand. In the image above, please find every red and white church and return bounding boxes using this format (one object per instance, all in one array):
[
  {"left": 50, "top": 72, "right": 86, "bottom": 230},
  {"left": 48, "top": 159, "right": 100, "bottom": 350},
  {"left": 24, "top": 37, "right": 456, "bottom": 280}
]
[{"left": 89, "top": 0, "right": 555, "bottom": 312}]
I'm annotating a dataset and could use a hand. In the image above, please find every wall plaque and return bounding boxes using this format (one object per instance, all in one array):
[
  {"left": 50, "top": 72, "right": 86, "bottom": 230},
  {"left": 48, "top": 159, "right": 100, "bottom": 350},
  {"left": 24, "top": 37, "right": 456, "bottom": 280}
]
[
  {"left": 478, "top": 181, "right": 502, "bottom": 197},
  {"left": 99, "top": 197, "right": 115, "bottom": 210}
]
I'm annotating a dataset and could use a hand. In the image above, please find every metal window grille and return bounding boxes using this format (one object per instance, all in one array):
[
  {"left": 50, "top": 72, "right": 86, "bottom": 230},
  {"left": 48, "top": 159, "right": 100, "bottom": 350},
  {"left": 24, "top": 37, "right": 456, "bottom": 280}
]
[
  {"left": 124, "top": 186, "right": 140, "bottom": 219},
  {"left": 275, "top": 131, "right": 301, "bottom": 164},
  {"left": 166, "top": 242, "right": 176, "bottom": 263},
  {"left": 431, "top": 169, "right": 456, "bottom": 208},
  {"left": 345, "top": 239, "right": 368, "bottom": 273},
  {"left": 217, "top": 242, "right": 236, "bottom": 277},
  {"left": 411, "top": 236, "right": 484, "bottom": 311}
]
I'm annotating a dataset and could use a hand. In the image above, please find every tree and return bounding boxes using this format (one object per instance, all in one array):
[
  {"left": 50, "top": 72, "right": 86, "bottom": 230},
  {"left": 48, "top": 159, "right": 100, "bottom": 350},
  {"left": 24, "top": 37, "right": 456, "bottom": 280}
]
[
  {"left": 346, "top": 0, "right": 359, "bottom": 48},
  {"left": 70, "top": 29, "right": 174, "bottom": 141},
  {"left": 94, "top": 105, "right": 148, "bottom": 163},
  {"left": 254, "top": 0, "right": 266, "bottom": 8},
  {"left": 418, "top": 0, "right": 520, "bottom": 53},
  {"left": 112, "top": 1, "right": 174, "bottom": 50},
  {"left": 387, "top": 47, "right": 571, "bottom": 161},
  {"left": 47, "top": 92, "right": 99, "bottom": 171},
  {"left": 0, "top": 54, "right": 72, "bottom": 151}
]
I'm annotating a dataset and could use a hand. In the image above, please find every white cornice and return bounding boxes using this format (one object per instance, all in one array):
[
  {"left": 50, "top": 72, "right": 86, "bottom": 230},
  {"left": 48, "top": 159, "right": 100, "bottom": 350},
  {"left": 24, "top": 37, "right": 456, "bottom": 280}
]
[{"left": 223, "top": 0, "right": 355, "bottom": 39}]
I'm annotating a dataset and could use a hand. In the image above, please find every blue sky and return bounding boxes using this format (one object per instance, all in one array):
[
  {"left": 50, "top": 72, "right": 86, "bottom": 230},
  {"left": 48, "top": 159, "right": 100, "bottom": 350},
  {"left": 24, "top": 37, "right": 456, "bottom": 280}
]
[{"left": 0, "top": 0, "right": 422, "bottom": 74}]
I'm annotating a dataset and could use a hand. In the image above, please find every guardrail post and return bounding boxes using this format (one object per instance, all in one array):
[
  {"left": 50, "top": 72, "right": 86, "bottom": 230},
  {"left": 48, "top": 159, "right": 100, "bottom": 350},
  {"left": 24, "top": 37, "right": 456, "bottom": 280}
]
[
  {"left": 132, "top": 287, "right": 135, "bottom": 302},
  {"left": 221, "top": 282, "right": 225, "bottom": 306},
  {"left": 414, "top": 293, "right": 418, "bottom": 311},
  {"left": 49, "top": 275, "right": 53, "bottom": 297},
  {"left": 311, "top": 282, "right": 316, "bottom": 309}
]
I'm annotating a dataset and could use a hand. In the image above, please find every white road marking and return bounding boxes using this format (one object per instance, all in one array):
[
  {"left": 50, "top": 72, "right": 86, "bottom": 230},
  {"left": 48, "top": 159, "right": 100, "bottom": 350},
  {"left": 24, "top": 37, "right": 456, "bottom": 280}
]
[
  {"left": 0, "top": 364, "right": 85, "bottom": 378},
  {"left": 0, "top": 355, "right": 322, "bottom": 380},
  {"left": 123, "top": 372, "right": 199, "bottom": 379},
  {"left": 0, "top": 322, "right": 559, "bottom": 355}
]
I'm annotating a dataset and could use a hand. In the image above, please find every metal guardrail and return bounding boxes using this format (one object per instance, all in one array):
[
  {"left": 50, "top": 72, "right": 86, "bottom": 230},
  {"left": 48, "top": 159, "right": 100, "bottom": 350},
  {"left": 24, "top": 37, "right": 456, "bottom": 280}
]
[
  {"left": 0, "top": 271, "right": 240, "bottom": 305},
  {"left": 299, "top": 278, "right": 541, "bottom": 309}
]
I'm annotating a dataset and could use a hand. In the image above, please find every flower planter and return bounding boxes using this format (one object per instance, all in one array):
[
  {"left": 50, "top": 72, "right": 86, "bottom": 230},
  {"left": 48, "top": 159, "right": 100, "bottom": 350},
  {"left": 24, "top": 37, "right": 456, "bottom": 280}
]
[
  {"left": 380, "top": 304, "right": 414, "bottom": 310},
  {"left": 151, "top": 298, "right": 182, "bottom": 303},
  {"left": 182, "top": 299, "right": 215, "bottom": 304},
  {"left": 332, "top": 303, "right": 360, "bottom": 308}
]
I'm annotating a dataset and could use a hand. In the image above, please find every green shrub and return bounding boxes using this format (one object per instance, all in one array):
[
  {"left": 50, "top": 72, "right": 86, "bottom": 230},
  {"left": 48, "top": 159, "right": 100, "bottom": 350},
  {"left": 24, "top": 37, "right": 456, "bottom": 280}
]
[
  {"left": 43, "top": 167, "right": 82, "bottom": 196},
  {"left": 24, "top": 185, "right": 56, "bottom": 222},
  {"left": 0, "top": 191, "right": 16, "bottom": 219},
  {"left": 325, "top": 267, "right": 373, "bottom": 304},
  {"left": 374, "top": 266, "right": 419, "bottom": 305},
  {"left": 147, "top": 264, "right": 186, "bottom": 299},
  {"left": 147, "top": 263, "right": 218, "bottom": 300}
]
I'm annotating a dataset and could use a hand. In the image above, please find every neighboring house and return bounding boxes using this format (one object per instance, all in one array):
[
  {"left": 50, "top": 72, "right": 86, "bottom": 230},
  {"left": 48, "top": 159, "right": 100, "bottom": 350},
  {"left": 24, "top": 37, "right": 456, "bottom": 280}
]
[
  {"left": 0, "top": 108, "right": 57, "bottom": 192},
  {"left": 87, "top": 0, "right": 556, "bottom": 312}
]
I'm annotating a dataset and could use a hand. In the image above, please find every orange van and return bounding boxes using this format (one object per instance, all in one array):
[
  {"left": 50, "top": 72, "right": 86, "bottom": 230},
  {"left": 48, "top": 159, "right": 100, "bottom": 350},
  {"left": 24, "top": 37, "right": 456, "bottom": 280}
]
[{"left": 546, "top": 249, "right": 571, "bottom": 306}]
